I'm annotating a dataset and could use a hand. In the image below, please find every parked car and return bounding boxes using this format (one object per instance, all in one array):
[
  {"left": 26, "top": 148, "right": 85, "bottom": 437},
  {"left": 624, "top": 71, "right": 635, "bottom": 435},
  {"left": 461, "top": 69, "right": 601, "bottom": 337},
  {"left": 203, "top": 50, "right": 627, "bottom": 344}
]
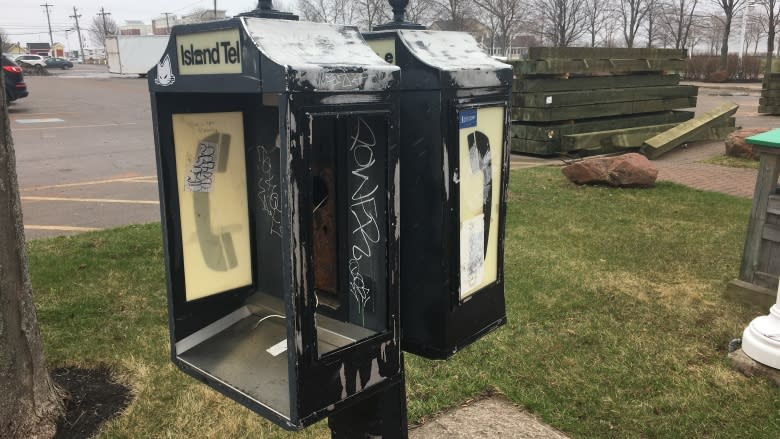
[
  {"left": 45, "top": 57, "right": 73, "bottom": 69},
  {"left": 2, "top": 55, "right": 29, "bottom": 103},
  {"left": 14, "top": 54, "right": 47, "bottom": 68}
]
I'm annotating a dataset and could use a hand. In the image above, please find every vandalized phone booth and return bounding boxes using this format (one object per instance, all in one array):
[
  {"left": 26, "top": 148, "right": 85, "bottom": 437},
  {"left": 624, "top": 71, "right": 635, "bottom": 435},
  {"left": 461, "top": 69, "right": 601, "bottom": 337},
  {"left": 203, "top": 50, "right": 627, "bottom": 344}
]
[
  {"left": 365, "top": 25, "right": 513, "bottom": 358},
  {"left": 148, "top": 14, "right": 403, "bottom": 430}
]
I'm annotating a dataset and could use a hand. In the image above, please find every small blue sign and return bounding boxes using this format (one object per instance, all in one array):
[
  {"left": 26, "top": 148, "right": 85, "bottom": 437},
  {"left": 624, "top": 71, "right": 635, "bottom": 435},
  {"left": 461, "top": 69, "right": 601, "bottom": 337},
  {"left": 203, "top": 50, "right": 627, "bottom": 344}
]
[{"left": 459, "top": 109, "right": 477, "bottom": 129}]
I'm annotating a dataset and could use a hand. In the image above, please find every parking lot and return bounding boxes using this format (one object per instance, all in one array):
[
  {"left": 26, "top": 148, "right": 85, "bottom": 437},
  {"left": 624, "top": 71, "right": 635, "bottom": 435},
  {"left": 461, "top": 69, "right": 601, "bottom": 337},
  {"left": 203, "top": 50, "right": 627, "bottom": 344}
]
[
  {"left": 6, "top": 64, "right": 772, "bottom": 239},
  {"left": 10, "top": 64, "right": 159, "bottom": 239}
]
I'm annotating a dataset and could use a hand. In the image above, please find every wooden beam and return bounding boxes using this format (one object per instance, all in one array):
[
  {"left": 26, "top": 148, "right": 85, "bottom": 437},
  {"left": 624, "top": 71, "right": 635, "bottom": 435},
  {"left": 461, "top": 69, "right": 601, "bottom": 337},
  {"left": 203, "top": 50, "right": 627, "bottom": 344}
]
[
  {"left": 640, "top": 102, "right": 739, "bottom": 159},
  {"left": 513, "top": 85, "right": 697, "bottom": 108},
  {"left": 510, "top": 138, "right": 561, "bottom": 155},
  {"left": 561, "top": 123, "right": 679, "bottom": 150},
  {"left": 525, "top": 47, "right": 687, "bottom": 60},
  {"left": 511, "top": 58, "right": 686, "bottom": 76},
  {"left": 512, "top": 97, "right": 697, "bottom": 122},
  {"left": 759, "top": 97, "right": 780, "bottom": 106},
  {"left": 513, "top": 74, "right": 680, "bottom": 92},
  {"left": 740, "top": 150, "right": 780, "bottom": 282},
  {"left": 510, "top": 110, "right": 694, "bottom": 142},
  {"left": 757, "top": 105, "right": 780, "bottom": 114}
]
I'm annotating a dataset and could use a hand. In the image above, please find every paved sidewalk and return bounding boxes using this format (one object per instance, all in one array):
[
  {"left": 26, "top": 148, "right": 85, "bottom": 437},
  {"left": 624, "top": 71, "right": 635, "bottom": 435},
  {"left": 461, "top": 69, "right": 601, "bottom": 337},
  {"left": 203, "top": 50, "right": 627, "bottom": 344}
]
[{"left": 653, "top": 141, "right": 758, "bottom": 198}]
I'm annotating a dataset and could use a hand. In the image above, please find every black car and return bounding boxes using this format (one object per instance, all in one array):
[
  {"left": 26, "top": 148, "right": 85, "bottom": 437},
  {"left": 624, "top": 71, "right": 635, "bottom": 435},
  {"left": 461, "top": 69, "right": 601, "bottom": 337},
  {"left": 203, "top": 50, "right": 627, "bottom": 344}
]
[
  {"left": 2, "top": 55, "right": 29, "bottom": 103},
  {"left": 44, "top": 57, "right": 73, "bottom": 69}
]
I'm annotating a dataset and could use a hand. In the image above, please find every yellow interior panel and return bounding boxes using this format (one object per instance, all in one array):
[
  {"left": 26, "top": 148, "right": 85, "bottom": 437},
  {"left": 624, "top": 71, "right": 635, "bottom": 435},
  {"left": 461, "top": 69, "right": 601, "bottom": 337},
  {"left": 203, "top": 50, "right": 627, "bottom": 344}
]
[
  {"left": 172, "top": 111, "right": 253, "bottom": 301},
  {"left": 458, "top": 106, "right": 504, "bottom": 299}
]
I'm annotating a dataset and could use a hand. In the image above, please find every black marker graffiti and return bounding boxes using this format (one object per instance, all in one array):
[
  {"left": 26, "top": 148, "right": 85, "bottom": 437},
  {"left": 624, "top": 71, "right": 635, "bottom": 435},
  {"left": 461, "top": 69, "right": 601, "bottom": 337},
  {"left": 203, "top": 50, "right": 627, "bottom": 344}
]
[
  {"left": 257, "top": 144, "right": 282, "bottom": 237},
  {"left": 467, "top": 131, "right": 492, "bottom": 255},
  {"left": 348, "top": 118, "right": 379, "bottom": 325},
  {"left": 185, "top": 141, "right": 217, "bottom": 192}
]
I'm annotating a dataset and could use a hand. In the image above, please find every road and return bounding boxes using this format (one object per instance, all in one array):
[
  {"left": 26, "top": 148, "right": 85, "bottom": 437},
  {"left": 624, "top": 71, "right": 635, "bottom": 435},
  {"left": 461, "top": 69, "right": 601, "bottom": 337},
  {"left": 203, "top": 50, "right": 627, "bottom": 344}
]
[{"left": 7, "top": 64, "right": 780, "bottom": 239}]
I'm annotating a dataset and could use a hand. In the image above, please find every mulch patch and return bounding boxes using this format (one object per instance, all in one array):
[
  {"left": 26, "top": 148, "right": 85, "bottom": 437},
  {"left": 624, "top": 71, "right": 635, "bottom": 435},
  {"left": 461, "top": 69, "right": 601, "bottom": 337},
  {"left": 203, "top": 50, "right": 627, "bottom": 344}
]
[{"left": 52, "top": 367, "right": 132, "bottom": 439}]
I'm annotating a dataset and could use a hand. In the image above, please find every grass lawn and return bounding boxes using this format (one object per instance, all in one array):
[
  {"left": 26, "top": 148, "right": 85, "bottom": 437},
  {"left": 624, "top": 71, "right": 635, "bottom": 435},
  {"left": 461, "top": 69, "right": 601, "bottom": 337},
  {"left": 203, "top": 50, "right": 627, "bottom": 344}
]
[
  {"left": 28, "top": 167, "right": 779, "bottom": 438},
  {"left": 702, "top": 154, "right": 760, "bottom": 169}
]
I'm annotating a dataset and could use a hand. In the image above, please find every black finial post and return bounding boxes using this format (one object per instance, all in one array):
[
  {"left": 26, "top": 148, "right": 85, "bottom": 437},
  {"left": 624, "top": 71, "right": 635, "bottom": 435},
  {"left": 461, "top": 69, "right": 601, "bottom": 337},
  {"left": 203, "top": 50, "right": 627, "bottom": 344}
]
[
  {"left": 239, "top": 0, "right": 299, "bottom": 20},
  {"left": 389, "top": 0, "right": 408, "bottom": 22},
  {"left": 373, "top": 0, "right": 425, "bottom": 30}
]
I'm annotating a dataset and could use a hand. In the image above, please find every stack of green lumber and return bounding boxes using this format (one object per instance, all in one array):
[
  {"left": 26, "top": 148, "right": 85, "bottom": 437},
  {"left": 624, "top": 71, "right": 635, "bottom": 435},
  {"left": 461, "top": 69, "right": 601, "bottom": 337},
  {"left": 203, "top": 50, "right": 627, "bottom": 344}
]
[
  {"left": 759, "top": 73, "right": 780, "bottom": 115},
  {"left": 509, "top": 47, "right": 700, "bottom": 155}
]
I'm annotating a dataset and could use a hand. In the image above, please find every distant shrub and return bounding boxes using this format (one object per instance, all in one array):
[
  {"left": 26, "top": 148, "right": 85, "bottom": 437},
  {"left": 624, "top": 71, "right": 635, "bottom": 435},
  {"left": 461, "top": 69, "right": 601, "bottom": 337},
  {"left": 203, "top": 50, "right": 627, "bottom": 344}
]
[{"left": 684, "top": 54, "right": 762, "bottom": 81}]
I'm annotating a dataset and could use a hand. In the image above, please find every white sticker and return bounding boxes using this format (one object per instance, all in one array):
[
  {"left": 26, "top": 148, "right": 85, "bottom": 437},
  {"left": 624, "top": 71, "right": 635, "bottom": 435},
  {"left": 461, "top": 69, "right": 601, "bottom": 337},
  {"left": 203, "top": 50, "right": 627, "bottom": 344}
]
[
  {"left": 545, "top": 96, "right": 553, "bottom": 105},
  {"left": 460, "top": 214, "right": 485, "bottom": 294},
  {"left": 185, "top": 140, "right": 218, "bottom": 192},
  {"left": 266, "top": 339, "right": 288, "bottom": 357}
]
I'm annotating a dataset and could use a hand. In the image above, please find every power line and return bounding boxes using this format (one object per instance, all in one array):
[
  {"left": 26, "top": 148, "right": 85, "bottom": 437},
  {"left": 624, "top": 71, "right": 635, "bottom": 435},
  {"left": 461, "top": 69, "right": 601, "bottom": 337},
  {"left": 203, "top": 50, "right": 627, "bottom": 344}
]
[{"left": 41, "top": 2, "right": 54, "bottom": 47}]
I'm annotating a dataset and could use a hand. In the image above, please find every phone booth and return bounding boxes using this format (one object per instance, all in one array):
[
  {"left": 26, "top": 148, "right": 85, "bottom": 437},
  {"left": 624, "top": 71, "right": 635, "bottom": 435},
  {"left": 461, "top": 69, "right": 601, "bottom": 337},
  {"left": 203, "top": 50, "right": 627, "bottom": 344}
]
[
  {"left": 148, "top": 15, "right": 402, "bottom": 430},
  {"left": 364, "top": 29, "right": 512, "bottom": 359}
]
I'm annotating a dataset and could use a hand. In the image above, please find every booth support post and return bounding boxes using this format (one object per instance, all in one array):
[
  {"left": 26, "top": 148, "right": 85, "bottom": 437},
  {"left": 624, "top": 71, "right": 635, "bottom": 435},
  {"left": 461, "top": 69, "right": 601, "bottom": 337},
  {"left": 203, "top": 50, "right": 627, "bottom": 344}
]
[{"left": 328, "top": 361, "right": 408, "bottom": 439}]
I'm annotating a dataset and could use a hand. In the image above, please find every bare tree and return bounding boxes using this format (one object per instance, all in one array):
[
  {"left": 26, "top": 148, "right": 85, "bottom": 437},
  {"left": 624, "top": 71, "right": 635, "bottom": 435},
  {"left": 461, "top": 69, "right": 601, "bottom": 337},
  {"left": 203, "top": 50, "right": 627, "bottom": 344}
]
[
  {"left": 0, "top": 35, "right": 66, "bottom": 439},
  {"left": 744, "top": 12, "right": 767, "bottom": 55},
  {"left": 354, "top": 0, "right": 391, "bottom": 30},
  {"left": 619, "top": 0, "right": 651, "bottom": 48},
  {"left": 89, "top": 15, "right": 118, "bottom": 47},
  {"left": 0, "top": 28, "right": 14, "bottom": 53},
  {"left": 600, "top": 8, "right": 624, "bottom": 46},
  {"left": 584, "top": 0, "right": 610, "bottom": 47},
  {"left": 646, "top": 0, "right": 662, "bottom": 46},
  {"left": 660, "top": 0, "right": 699, "bottom": 50},
  {"left": 405, "top": 0, "right": 439, "bottom": 24},
  {"left": 711, "top": 0, "right": 747, "bottom": 69},
  {"left": 431, "top": 0, "right": 475, "bottom": 30},
  {"left": 702, "top": 13, "right": 726, "bottom": 54},
  {"left": 537, "top": 0, "right": 588, "bottom": 46},
  {"left": 298, "top": 0, "right": 357, "bottom": 24},
  {"left": 473, "top": 0, "right": 524, "bottom": 56},
  {"left": 758, "top": 0, "right": 780, "bottom": 72}
]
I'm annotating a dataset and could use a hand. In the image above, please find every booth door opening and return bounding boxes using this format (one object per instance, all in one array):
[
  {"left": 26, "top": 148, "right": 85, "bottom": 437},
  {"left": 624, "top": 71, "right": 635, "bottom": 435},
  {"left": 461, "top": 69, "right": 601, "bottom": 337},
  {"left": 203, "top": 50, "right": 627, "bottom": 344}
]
[{"left": 309, "top": 113, "right": 390, "bottom": 355}]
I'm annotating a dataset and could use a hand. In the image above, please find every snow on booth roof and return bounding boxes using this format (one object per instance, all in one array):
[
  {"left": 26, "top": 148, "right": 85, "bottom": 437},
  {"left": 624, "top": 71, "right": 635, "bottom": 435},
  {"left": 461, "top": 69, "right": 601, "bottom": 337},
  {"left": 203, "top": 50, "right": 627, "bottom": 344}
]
[
  {"left": 394, "top": 30, "right": 510, "bottom": 88},
  {"left": 397, "top": 30, "right": 509, "bottom": 72},
  {"left": 242, "top": 17, "right": 399, "bottom": 90}
]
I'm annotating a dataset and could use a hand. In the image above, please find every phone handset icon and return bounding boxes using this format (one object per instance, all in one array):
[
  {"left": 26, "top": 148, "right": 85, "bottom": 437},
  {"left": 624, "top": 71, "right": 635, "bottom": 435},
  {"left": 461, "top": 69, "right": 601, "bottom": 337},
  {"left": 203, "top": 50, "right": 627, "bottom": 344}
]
[{"left": 185, "top": 132, "right": 238, "bottom": 271}]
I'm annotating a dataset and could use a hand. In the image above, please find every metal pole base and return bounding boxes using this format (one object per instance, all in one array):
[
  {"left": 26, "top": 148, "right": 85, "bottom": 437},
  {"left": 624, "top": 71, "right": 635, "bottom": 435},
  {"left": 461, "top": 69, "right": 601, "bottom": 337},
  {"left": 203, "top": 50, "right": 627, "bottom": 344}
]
[{"left": 328, "top": 369, "right": 408, "bottom": 438}]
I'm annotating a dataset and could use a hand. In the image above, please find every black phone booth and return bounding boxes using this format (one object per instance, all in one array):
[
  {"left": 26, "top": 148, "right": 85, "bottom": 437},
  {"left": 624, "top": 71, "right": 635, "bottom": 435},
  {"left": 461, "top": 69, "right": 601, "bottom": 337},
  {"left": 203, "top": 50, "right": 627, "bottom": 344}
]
[
  {"left": 148, "top": 16, "right": 402, "bottom": 430},
  {"left": 364, "top": 29, "right": 512, "bottom": 359}
]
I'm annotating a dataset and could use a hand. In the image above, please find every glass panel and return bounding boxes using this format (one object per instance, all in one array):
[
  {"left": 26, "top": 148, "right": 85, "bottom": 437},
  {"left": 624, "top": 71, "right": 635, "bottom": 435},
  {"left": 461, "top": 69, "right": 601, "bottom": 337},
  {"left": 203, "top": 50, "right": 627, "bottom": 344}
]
[
  {"left": 310, "top": 114, "right": 389, "bottom": 355},
  {"left": 172, "top": 112, "right": 253, "bottom": 301},
  {"left": 458, "top": 106, "right": 504, "bottom": 299}
]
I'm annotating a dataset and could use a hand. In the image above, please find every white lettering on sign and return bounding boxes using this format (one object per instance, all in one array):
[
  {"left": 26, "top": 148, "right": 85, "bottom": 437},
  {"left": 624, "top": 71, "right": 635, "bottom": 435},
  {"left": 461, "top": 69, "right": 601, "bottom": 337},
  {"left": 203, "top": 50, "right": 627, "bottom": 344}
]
[{"left": 177, "top": 29, "right": 242, "bottom": 75}]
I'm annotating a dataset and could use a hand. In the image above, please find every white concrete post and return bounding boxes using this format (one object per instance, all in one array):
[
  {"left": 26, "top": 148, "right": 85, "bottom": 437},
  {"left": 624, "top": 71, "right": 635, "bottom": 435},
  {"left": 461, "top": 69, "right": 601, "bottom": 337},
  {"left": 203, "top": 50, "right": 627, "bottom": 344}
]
[{"left": 742, "top": 281, "right": 780, "bottom": 369}]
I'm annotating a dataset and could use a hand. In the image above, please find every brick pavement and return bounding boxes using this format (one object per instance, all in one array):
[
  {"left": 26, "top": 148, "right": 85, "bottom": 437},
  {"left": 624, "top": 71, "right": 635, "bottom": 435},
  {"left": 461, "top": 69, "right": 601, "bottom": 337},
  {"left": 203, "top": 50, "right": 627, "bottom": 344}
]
[{"left": 652, "top": 140, "right": 759, "bottom": 198}]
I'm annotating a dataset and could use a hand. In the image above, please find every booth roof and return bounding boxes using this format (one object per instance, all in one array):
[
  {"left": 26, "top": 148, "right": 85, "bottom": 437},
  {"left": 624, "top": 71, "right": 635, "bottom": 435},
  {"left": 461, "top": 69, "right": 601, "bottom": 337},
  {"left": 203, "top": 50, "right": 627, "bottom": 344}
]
[
  {"left": 397, "top": 30, "right": 509, "bottom": 72},
  {"left": 394, "top": 30, "right": 510, "bottom": 88},
  {"left": 241, "top": 17, "right": 398, "bottom": 72}
]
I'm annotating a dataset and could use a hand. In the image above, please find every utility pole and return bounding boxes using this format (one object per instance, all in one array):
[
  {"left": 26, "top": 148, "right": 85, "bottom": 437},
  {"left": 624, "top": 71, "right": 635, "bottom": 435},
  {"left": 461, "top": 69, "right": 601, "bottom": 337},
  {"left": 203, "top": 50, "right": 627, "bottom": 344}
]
[
  {"left": 41, "top": 3, "right": 54, "bottom": 53},
  {"left": 97, "top": 7, "right": 111, "bottom": 61},
  {"left": 214, "top": 1, "right": 217, "bottom": 19},
  {"left": 162, "top": 12, "right": 173, "bottom": 34},
  {"left": 70, "top": 6, "right": 85, "bottom": 63},
  {"left": 97, "top": 7, "right": 112, "bottom": 37}
]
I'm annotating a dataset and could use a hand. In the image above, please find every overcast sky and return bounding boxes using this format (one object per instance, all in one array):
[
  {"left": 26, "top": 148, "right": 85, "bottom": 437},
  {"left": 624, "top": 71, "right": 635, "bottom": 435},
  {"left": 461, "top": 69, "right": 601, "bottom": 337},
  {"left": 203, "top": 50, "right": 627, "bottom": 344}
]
[{"left": 0, "top": 0, "right": 289, "bottom": 49}]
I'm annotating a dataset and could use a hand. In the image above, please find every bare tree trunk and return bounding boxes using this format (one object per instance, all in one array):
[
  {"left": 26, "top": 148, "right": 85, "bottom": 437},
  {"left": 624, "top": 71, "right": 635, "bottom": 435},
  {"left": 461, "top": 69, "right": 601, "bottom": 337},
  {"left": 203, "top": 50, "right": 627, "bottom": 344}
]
[
  {"left": 720, "top": 14, "right": 732, "bottom": 70},
  {"left": 0, "top": 45, "right": 65, "bottom": 439}
]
